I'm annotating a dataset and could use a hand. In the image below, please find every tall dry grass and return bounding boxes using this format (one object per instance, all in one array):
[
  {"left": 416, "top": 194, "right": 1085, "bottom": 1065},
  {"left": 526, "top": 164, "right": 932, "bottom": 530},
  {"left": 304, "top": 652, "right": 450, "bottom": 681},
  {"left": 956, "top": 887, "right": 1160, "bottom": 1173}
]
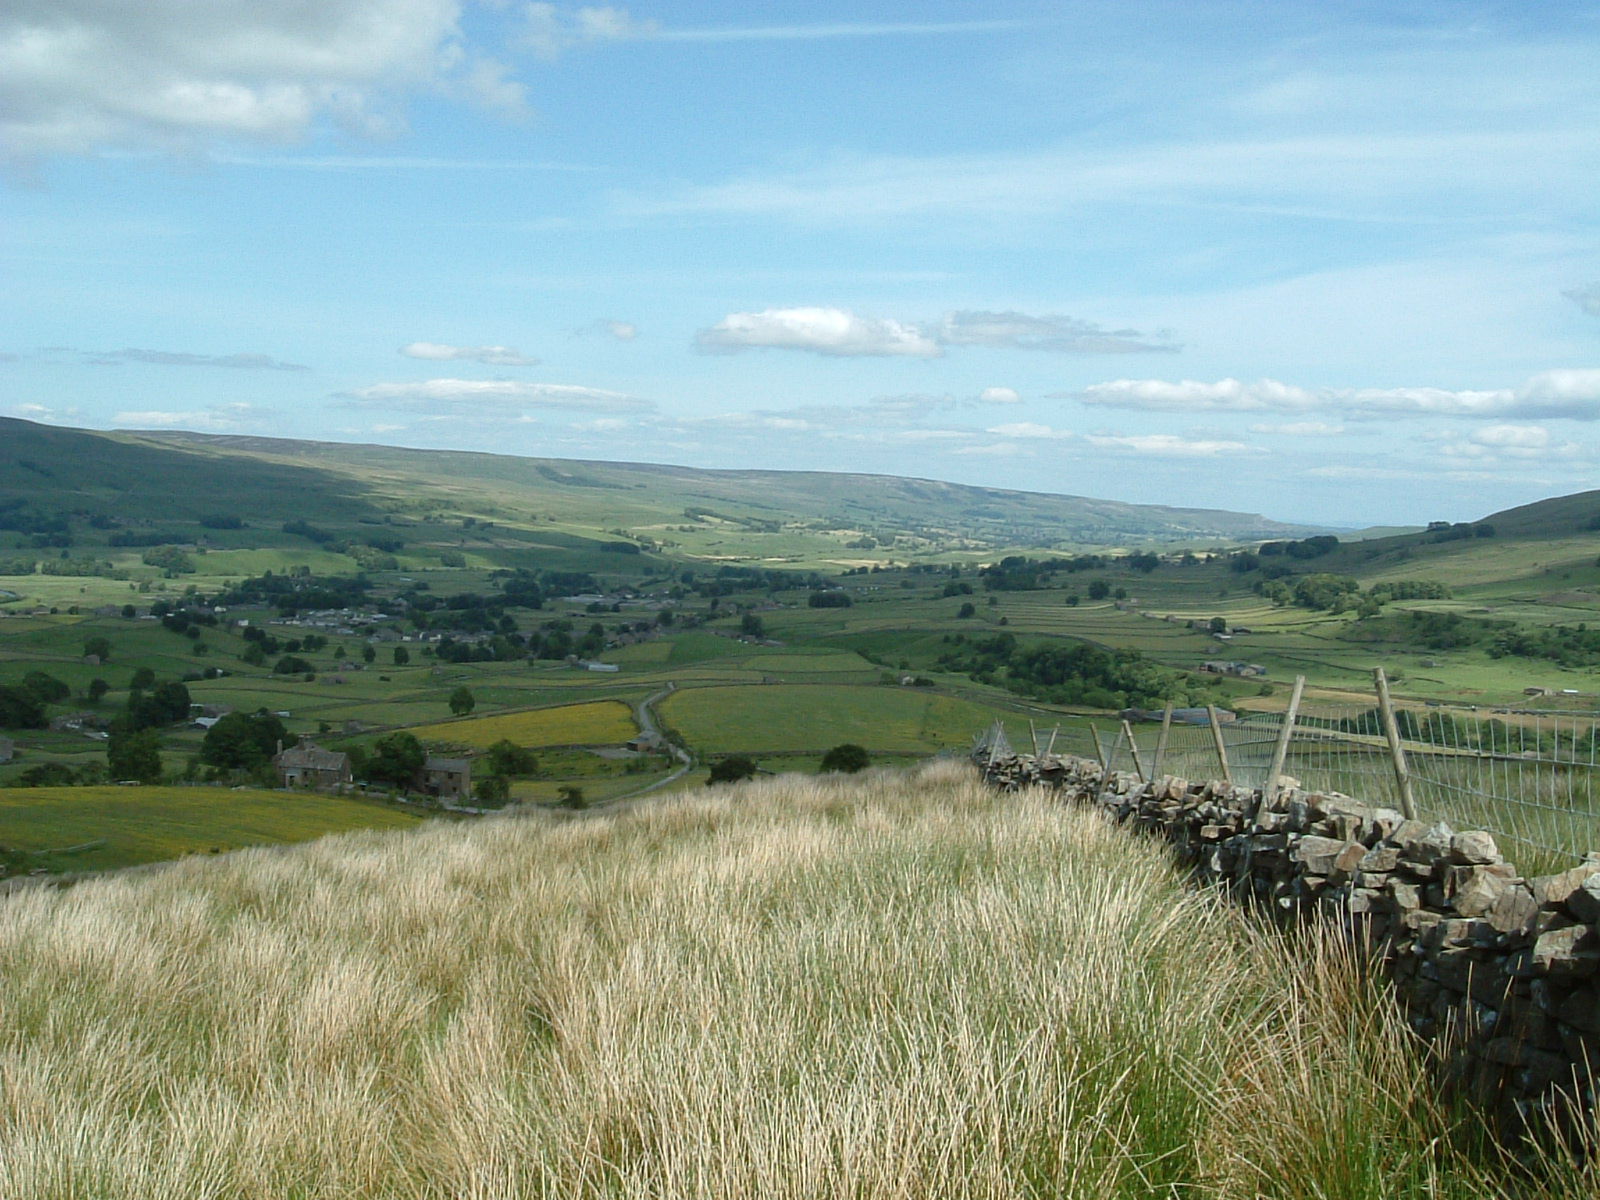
[{"left": 0, "top": 761, "right": 1556, "bottom": 1197}]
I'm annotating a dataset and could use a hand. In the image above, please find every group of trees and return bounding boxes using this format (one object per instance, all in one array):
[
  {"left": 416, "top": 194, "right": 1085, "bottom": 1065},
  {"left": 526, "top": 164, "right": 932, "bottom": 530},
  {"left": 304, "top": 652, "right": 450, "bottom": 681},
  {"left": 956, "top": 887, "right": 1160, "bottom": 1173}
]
[{"left": 707, "top": 743, "right": 870, "bottom": 786}]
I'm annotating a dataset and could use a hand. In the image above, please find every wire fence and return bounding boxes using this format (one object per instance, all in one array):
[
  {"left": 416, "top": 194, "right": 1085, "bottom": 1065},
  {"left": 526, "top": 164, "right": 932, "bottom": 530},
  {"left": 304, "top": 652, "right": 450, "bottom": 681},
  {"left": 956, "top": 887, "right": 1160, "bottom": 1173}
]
[{"left": 979, "top": 680, "right": 1600, "bottom": 872}]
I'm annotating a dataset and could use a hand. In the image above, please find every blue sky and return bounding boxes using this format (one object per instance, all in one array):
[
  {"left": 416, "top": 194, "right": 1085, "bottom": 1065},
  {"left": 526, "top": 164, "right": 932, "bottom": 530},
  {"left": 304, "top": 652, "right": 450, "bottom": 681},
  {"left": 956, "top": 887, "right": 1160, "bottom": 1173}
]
[{"left": 3, "top": 1, "right": 1598, "bottom": 527}]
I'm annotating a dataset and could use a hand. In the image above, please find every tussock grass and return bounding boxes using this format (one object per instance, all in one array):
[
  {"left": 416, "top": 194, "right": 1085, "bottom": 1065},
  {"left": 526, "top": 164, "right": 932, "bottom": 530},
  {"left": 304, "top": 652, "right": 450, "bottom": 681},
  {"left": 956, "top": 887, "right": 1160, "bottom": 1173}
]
[{"left": 0, "top": 762, "right": 1550, "bottom": 1197}]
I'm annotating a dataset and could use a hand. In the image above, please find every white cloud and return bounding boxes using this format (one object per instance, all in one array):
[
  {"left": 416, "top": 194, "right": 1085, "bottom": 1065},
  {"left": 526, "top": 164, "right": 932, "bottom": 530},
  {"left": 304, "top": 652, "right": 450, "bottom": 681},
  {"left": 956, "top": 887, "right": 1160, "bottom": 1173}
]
[
  {"left": 952, "top": 441, "right": 1026, "bottom": 457},
  {"left": 1250, "top": 421, "right": 1346, "bottom": 437},
  {"left": 657, "top": 19, "right": 1034, "bottom": 44},
  {"left": 576, "top": 318, "right": 638, "bottom": 341},
  {"left": 978, "top": 386, "right": 1021, "bottom": 405},
  {"left": 1078, "top": 370, "right": 1600, "bottom": 421},
  {"left": 1083, "top": 433, "right": 1258, "bottom": 457},
  {"left": 0, "top": 0, "right": 521, "bottom": 163},
  {"left": 521, "top": 4, "right": 658, "bottom": 58},
  {"left": 695, "top": 307, "right": 941, "bottom": 358},
  {"left": 113, "top": 402, "right": 269, "bottom": 430},
  {"left": 400, "top": 341, "right": 539, "bottom": 366},
  {"left": 1436, "top": 423, "right": 1588, "bottom": 462},
  {"left": 84, "top": 347, "right": 309, "bottom": 371},
  {"left": 6, "top": 403, "right": 81, "bottom": 424},
  {"left": 938, "top": 311, "right": 1178, "bottom": 354},
  {"left": 340, "top": 378, "right": 653, "bottom": 413},
  {"left": 1564, "top": 284, "right": 1600, "bottom": 318},
  {"left": 986, "top": 422, "right": 1071, "bottom": 440}
]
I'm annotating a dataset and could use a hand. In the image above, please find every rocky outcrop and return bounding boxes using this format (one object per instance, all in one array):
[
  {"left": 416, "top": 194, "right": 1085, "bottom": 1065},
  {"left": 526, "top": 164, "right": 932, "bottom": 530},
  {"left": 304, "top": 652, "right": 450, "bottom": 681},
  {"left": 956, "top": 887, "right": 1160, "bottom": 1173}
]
[{"left": 976, "top": 748, "right": 1600, "bottom": 1128}]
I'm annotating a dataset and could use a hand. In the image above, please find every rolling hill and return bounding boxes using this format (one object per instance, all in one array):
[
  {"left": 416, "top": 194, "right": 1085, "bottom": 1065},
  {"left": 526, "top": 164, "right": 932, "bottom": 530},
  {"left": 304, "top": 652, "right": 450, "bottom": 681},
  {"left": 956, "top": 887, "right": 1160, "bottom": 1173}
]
[{"left": 0, "top": 418, "right": 1322, "bottom": 562}]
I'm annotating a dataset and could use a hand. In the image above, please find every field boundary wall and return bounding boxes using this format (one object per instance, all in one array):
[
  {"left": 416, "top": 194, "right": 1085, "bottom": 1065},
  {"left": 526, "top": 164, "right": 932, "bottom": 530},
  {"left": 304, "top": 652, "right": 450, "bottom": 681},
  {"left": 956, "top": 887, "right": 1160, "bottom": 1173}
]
[{"left": 974, "top": 744, "right": 1600, "bottom": 1129}]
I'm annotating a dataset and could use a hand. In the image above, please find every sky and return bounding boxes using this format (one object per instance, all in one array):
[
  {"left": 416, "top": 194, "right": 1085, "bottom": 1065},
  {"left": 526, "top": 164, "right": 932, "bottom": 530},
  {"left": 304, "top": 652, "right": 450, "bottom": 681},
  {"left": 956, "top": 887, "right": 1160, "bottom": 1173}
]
[{"left": 2, "top": 0, "right": 1598, "bottom": 528}]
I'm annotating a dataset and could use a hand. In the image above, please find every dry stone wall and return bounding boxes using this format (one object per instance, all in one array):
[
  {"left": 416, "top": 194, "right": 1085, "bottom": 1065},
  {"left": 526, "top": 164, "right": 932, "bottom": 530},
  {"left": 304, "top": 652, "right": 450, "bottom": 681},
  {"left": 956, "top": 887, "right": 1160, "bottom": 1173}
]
[{"left": 976, "top": 748, "right": 1600, "bottom": 1128}]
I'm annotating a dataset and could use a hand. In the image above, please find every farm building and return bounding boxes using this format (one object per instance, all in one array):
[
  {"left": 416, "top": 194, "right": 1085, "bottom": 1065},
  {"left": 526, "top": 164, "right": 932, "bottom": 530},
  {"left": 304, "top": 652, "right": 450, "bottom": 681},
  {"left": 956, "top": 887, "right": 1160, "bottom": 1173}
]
[
  {"left": 626, "top": 732, "right": 664, "bottom": 753},
  {"left": 1200, "top": 660, "right": 1267, "bottom": 678},
  {"left": 417, "top": 756, "right": 472, "bottom": 802},
  {"left": 274, "top": 738, "right": 353, "bottom": 789}
]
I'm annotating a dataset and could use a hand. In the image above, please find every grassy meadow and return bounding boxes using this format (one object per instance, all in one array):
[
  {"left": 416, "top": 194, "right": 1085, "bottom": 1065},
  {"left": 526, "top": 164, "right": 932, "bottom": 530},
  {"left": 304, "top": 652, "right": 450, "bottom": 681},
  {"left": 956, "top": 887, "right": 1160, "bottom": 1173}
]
[
  {"left": 0, "top": 786, "right": 421, "bottom": 875},
  {"left": 0, "top": 762, "right": 1558, "bottom": 1199}
]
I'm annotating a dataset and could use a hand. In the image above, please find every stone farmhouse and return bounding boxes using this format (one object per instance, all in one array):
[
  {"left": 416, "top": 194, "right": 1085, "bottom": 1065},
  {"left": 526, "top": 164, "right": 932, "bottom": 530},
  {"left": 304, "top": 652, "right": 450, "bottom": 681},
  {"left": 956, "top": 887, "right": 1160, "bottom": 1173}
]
[
  {"left": 273, "top": 738, "right": 353, "bottom": 789},
  {"left": 417, "top": 756, "right": 472, "bottom": 802}
]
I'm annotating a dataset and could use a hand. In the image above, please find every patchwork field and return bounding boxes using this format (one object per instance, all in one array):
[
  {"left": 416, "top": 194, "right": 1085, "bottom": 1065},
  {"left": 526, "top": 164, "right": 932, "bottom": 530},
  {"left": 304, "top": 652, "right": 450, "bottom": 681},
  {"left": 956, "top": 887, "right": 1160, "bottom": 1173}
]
[{"left": 406, "top": 700, "right": 638, "bottom": 748}]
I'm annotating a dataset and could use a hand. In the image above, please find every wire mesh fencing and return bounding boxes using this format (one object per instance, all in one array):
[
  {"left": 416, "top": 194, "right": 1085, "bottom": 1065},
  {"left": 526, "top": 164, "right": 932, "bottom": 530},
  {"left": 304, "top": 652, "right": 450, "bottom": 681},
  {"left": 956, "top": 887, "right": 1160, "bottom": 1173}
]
[{"left": 980, "top": 681, "right": 1600, "bottom": 870}]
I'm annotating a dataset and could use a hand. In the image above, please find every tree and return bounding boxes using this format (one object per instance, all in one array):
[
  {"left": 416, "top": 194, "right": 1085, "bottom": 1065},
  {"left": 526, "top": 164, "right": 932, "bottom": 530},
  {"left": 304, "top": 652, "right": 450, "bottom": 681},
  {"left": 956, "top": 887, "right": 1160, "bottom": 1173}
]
[
  {"left": 819, "top": 743, "right": 870, "bottom": 774},
  {"left": 21, "top": 671, "right": 70, "bottom": 705},
  {"left": 129, "top": 667, "right": 156, "bottom": 690},
  {"left": 449, "top": 686, "right": 476, "bottom": 716},
  {"left": 83, "top": 635, "right": 112, "bottom": 662},
  {"left": 364, "top": 731, "right": 425, "bottom": 788},
  {"left": 474, "top": 775, "right": 511, "bottom": 805},
  {"left": 740, "top": 613, "right": 766, "bottom": 638},
  {"left": 707, "top": 755, "right": 758, "bottom": 785},
  {"left": 0, "top": 686, "right": 46, "bottom": 729},
  {"left": 272, "top": 655, "right": 314, "bottom": 675},
  {"left": 1209, "top": 616, "right": 1227, "bottom": 634},
  {"left": 485, "top": 739, "right": 538, "bottom": 777},
  {"left": 1087, "top": 580, "right": 1111, "bottom": 601},
  {"left": 18, "top": 763, "right": 76, "bottom": 787},
  {"left": 362, "top": 643, "right": 376, "bottom": 663},
  {"left": 956, "top": 602, "right": 976, "bottom": 619},
  {"left": 201, "top": 711, "right": 287, "bottom": 770},
  {"left": 86, "top": 677, "right": 109, "bottom": 704},
  {"left": 556, "top": 784, "right": 586, "bottom": 809},
  {"left": 393, "top": 645, "right": 410, "bottom": 666},
  {"left": 107, "top": 727, "right": 163, "bottom": 783}
]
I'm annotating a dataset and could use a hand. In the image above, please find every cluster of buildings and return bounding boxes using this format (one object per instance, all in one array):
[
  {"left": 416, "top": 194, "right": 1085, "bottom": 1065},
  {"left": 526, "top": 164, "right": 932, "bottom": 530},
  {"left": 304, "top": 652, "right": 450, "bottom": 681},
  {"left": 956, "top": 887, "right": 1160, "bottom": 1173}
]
[{"left": 271, "top": 737, "right": 472, "bottom": 803}]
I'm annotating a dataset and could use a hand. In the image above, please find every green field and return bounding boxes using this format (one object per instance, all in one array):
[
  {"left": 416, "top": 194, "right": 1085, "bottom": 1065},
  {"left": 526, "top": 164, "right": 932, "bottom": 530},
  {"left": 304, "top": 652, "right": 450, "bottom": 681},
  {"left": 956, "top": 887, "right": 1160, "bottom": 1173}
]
[
  {"left": 659, "top": 683, "right": 1006, "bottom": 754},
  {"left": 406, "top": 700, "right": 638, "bottom": 748},
  {"left": 0, "top": 786, "right": 421, "bottom": 874}
]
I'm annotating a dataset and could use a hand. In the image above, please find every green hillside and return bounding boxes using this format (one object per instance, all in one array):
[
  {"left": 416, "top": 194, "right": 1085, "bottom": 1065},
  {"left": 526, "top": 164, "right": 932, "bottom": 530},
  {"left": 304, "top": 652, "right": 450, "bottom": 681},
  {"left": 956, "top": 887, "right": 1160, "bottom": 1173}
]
[{"left": 0, "top": 420, "right": 1323, "bottom": 560}]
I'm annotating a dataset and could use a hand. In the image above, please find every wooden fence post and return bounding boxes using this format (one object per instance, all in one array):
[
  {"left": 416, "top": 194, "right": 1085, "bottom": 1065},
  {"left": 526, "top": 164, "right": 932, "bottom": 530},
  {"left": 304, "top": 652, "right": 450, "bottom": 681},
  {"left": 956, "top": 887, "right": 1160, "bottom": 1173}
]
[
  {"left": 1152, "top": 702, "right": 1174, "bottom": 778},
  {"left": 1263, "top": 675, "right": 1306, "bottom": 810},
  {"left": 1122, "top": 719, "right": 1147, "bottom": 781},
  {"left": 1207, "top": 704, "right": 1233, "bottom": 784},
  {"left": 1374, "top": 666, "right": 1420, "bottom": 821},
  {"left": 1089, "top": 725, "right": 1109, "bottom": 774}
]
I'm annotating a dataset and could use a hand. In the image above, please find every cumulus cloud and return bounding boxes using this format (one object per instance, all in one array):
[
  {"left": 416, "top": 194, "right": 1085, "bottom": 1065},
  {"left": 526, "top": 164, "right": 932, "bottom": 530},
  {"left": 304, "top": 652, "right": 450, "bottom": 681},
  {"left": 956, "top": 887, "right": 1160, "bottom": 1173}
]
[
  {"left": 978, "top": 386, "right": 1021, "bottom": 405},
  {"left": 1, "top": 0, "right": 522, "bottom": 164},
  {"left": 85, "top": 347, "right": 309, "bottom": 371},
  {"left": 1436, "top": 423, "right": 1587, "bottom": 462},
  {"left": 1077, "top": 370, "right": 1600, "bottom": 421},
  {"left": 521, "top": 4, "right": 659, "bottom": 58},
  {"left": 400, "top": 341, "right": 539, "bottom": 366},
  {"left": 695, "top": 307, "right": 941, "bottom": 358},
  {"left": 938, "top": 311, "right": 1178, "bottom": 354},
  {"left": 1565, "top": 284, "right": 1600, "bottom": 318},
  {"left": 1083, "top": 432, "right": 1258, "bottom": 457},
  {"left": 339, "top": 377, "right": 653, "bottom": 413},
  {"left": 113, "top": 402, "right": 270, "bottom": 430}
]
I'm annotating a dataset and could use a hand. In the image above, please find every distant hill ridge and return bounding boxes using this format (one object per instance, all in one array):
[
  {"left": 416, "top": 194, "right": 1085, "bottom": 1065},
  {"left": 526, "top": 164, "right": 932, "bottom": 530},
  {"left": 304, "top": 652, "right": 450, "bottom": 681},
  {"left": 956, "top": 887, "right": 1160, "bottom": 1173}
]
[{"left": 0, "top": 417, "right": 1326, "bottom": 549}]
